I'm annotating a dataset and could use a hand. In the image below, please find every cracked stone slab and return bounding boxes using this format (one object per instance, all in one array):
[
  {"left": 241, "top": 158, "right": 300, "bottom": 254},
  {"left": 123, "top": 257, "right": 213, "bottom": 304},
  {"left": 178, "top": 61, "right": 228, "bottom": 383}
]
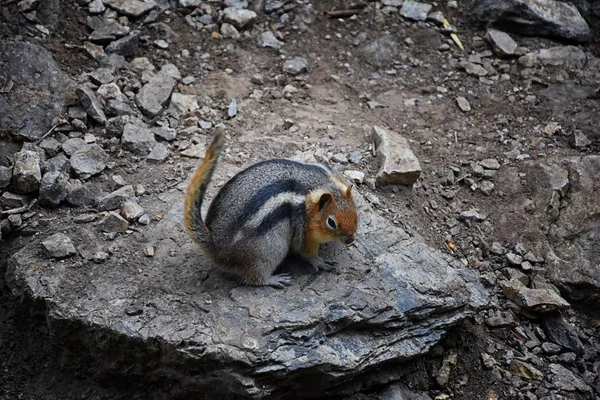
[
  {"left": 135, "top": 72, "right": 176, "bottom": 118},
  {"left": 5, "top": 189, "right": 488, "bottom": 398}
]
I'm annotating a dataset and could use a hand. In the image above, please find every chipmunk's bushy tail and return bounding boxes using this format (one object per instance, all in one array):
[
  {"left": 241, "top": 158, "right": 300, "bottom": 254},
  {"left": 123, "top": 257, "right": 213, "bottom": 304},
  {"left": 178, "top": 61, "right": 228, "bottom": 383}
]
[{"left": 183, "top": 131, "right": 225, "bottom": 250}]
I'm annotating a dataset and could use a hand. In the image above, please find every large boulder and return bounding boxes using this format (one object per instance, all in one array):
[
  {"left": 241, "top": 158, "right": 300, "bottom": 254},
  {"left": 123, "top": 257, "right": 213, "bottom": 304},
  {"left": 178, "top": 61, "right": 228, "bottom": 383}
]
[
  {"left": 4, "top": 193, "right": 488, "bottom": 398},
  {"left": 0, "top": 41, "right": 75, "bottom": 140},
  {"left": 477, "top": 0, "right": 591, "bottom": 42}
]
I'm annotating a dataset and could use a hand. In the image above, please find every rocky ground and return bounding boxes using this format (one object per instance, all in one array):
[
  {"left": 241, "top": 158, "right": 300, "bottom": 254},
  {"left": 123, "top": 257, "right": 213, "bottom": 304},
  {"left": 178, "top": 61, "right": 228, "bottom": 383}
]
[{"left": 1, "top": 0, "right": 600, "bottom": 399}]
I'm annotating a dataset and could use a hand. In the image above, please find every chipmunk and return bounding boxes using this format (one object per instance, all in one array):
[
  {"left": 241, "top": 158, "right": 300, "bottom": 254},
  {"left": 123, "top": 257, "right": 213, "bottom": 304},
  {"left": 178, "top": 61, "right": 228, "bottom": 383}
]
[{"left": 183, "top": 131, "right": 358, "bottom": 288}]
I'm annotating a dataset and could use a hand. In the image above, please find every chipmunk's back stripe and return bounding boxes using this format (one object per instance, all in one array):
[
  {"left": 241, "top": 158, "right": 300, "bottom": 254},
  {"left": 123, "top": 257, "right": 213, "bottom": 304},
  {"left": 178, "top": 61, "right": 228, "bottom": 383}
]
[
  {"left": 241, "top": 179, "right": 309, "bottom": 222},
  {"left": 251, "top": 201, "right": 305, "bottom": 236},
  {"left": 245, "top": 191, "right": 305, "bottom": 228}
]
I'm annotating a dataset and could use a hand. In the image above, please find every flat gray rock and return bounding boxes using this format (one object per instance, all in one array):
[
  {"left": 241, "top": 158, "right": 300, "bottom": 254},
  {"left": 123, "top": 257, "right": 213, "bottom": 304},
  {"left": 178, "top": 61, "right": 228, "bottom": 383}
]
[
  {"left": 88, "top": 20, "right": 131, "bottom": 44},
  {"left": 485, "top": 29, "right": 518, "bottom": 57},
  {"left": 41, "top": 233, "right": 76, "bottom": 259},
  {"left": 135, "top": 73, "right": 176, "bottom": 118},
  {"left": 372, "top": 126, "right": 421, "bottom": 186},
  {"left": 400, "top": 1, "right": 432, "bottom": 21},
  {"left": 96, "top": 184, "right": 135, "bottom": 211},
  {"left": 102, "top": 0, "right": 156, "bottom": 17},
  {"left": 477, "top": 0, "right": 590, "bottom": 42},
  {"left": 5, "top": 189, "right": 488, "bottom": 398},
  {"left": 146, "top": 143, "right": 169, "bottom": 163},
  {"left": 0, "top": 41, "right": 75, "bottom": 140},
  {"left": 105, "top": 30, "right": 140, "bottom": 57},
  {"left": 0, "top": 166, "right": 12, "bottom": 189},
  {"left": 257, "top": 31, "right": 282, "bottom": 50},
  {"left": 70, "top": 144, "right": 109, "bottom": 178},
  {"left": 76, "top": 85, "right": 107, "bottom": 125},
  {"left": 121, "top": 123, "right": 157, "bottom": 155},
  {"left": 282, "top": 57, "right": 309, "bottom": 75}
]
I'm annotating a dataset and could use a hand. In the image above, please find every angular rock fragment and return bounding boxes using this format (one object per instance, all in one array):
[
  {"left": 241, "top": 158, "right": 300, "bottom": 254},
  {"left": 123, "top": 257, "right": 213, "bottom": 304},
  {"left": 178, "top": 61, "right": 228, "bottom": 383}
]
[
  {"left": 97, "top": 211, "right": 129, "bottom": 233},
  {"left": 372, "top": 126, "right": 421, "bottom": 186},
  {"left": 70, "top": 144, "right": 109, "bottom": 178},
  {"left": 400, "top": 1, "right": 432, "bottom": 21},
  {"left": 97, "top": 185, "right": 135, "bottom": 211},
  {"left": 39, "top": 171, "right": 71, "bottom": 208},
  {"left": 102, "top": 0, "right": 156, "bottom": 17},
  {"left": 223, "top": 7, "right": 257, "bottom": 29},
  {"left": 12, "top": 150, "right": 41, "bottom": 194},
  {"left": 502, "top": 279, "right": 570, "bottom": 312},
  {"left": 105, "top": 31, "right": 140, "bottom": 57},
  {"left": 0, "top": 166, "right": 12, "bottom": 189},
  {"left": 477, "top": 0, "right": 591, "bottom": 42},
  {"left": 76, "top": 85, "right": 107, "bottom": 125},
  {"left": 282, "top": 57, "right": 309, "bottom": 75},
  {"left": 485, "top": 29, "right": 518, "bottom": 57},
  {"left": 135, "top": 72, "right": 176, "bottom": 118},
  {"left": 42, "top": 233, "right": 76, "bottom": 259},
  {"left": 121, "top": 123, "right": 157, "bottom": 156}
]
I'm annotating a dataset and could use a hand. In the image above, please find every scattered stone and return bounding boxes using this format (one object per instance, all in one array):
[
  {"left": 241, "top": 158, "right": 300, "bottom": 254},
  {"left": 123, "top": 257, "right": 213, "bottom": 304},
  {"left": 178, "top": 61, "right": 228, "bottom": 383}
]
[
  {"left": 331, "top": 153, "right": 348, "bottom": 164},
  {"left": 38, "top": 137, "right": 62, "bottom": 158},
  {"left": 502, "top": 279, "right": 570, "bottom": 312},
  {"left": 97, "top": 82, "right": 123, "bottom": 102},
  {"left": 257, "top": 31, "right": 282, "bottom": 50},
  {"left": 154, "top": 39, "right": 169, "bottom": 49},
  {"left": 456, "top": 96, "right": 471, "bottom": 112},
  {"left": 400, "top": 1, "right": 432, "bottom": 21},
  {"left": 102, "top": 0, "right": 156, "bottom": 17},
  {"left": 42, "top": 233, "right": 76, "bottom": 259},
  {"left": 170, "top": 93, "right": 198, "bottom": 113},
  {"left": 93, "top": 251, "right": 110, "bottom": 263},
  {"left": 265, "top": 0, "right": 285, "bottom": 13},
  {"left": 135, "top": 72, "right": 177, "bottom": 118},
  {"left": 67, "top": 183, "right": 103, "bottom": 207},
  {"left": 283, "top": 57, "right": 309, "bottom": 75},
  {"left": 97, "top": 211, "right": 129, "bottom": 233},
  {"left": 436, "top": 352, "right": 458, "bottom": 386},
  {"left": 371, "top": 126, "right": 421, "bottom": 186},
  {"left": 159, "top": 64, "right": 181, "bottom": 81},
  {"left": 138, "top": 214, "right": 150, "bottom": 225},
  {"left": 506, "top": 252, "right": 523, "bottom": 265},
  {"left": 122, "top": 123, "right": 157, "bottom": 156},
  {"left": 223, "top": 7, "right": 257, "bottom": 29},
  {"left": 228, "top": 99, "right": 237, "bottom": 118},
  {"left": 12, "top": 150, "right": 42, "bottom": 194},
  {"left": 481, "top": 353, "right": 498, "bottom": 369},
  {"left": 106, "top": 31, "right": 140, "bottom": 57},
  {"left": 76, "top": 85, "right": 107, "bottom": 125},
  {"left": 89, "top": 68, "right": 114, "bottom": 85},
  {"left": 1, "top": 192, "right": 30, "bottom": 209},
  {"left": 509, "top": 360, "right": 543, "bottom": 381},
  {"left": 541, "top": 315, "right": 585, "bottom": 355},
  {"left": 220, "top": 23, "right": 240, "bottom": 39},
  {"left": 106, "top": 99, "right": 136, "bottom": 117},
  {"left": 84, "top": 41, "right": 106, "bottom": 60},
  {"left": 485, "top": 29, "right": 518, "bottom": 57},
  {"left": 362, "top": 35, "right": 398, "bottom": 66},
  {"left": 121, "top": 200, "right": 145, "bottom": 221},
  {"left": 89, "top": 21, "right": 131, "bottom": 45},
  {"left": 152, "top": 126, "right": 177, "bottom": 141},
  {"left": 461, "top": 62, "right": 488, "bottom": 77},
  {"left": 382, "top": 0, "right": 403, "bottom": 6},
  {"left": 486, "top": 310, "right": 516, "bottom": 327},
  {"left": 458, "top": 210, "right": 486, "bottom": 222},
  {"left": 477, "top": 0, "right": 591, "bottom": 43},
  {"left": 180, "top": 143, "right": 206, "bottom": 158},
  {"left": 144, "top": 246, "right": 155, "bottom": 257},
  {"left": 343, "top": 170, "right": 365, "bottom": 185},
  {"left": 541, "top": 342, "right": 562, "bottom": 355},
  {"left": 88, "top": 0, "right": 105, "bottom": 14},
  {"left": 70, "top": 144, "right": 108, "bottom": 178},
  {"left": 97, "top": 185, "right": 135, "bottom": 211},
  {"left": 427, "top": 10, "right": 445, "bottom": 25},
  {"left": 548, "top": 363, "right": 591, "bottom": 392},
  {"left": 62, "top": 138, "right": 87, "bottom": 156},
  {"left": 571, "top": 130, "right": 591, "bottom": 149},
  {"left": 480, "top": 181, "right": 495, "bottom": 196},
  {"left": 0, "top": 166, "right": 12, "bottom": 189},
  {"left": 147, "top": 143, "right": 169, "bottom": 163},
  {"left": 38, "top": 171, "right": 70, "bottom": 208},
  {"left": 479, "top": 159, "right": 500, "bottom": 170}
]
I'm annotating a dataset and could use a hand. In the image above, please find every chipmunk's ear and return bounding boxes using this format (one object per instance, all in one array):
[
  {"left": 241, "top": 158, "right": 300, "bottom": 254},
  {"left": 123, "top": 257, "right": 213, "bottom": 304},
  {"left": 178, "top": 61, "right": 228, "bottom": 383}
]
[{"left": 318, "top": 192, "right": 333, "bottom": 211}]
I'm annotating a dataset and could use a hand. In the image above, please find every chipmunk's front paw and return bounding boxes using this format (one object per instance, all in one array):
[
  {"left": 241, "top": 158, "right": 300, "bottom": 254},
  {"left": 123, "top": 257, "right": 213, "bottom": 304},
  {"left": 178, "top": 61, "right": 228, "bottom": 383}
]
[{"left": 306, "top": 255, "right": 336, "bottom": 272}]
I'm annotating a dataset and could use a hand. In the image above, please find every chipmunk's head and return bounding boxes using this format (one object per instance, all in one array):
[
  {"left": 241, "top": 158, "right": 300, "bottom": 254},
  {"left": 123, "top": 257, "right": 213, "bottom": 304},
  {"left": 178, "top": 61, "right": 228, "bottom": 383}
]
[{"left": 309, "top": 184, "right": 358, "bottom": 245}]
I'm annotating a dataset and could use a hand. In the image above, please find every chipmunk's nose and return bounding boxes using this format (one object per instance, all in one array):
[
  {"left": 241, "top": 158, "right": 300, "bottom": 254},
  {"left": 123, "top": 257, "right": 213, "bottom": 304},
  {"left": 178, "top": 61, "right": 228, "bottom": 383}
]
[{"left": 344, "top": 236, "right": 355, "bottom": 245}]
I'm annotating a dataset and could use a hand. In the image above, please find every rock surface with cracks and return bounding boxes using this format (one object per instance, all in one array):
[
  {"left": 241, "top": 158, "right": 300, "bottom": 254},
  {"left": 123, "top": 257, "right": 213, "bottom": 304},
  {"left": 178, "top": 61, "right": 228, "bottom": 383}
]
[{"left": 5, "top": 193, "right": 488, "bottom": 398}]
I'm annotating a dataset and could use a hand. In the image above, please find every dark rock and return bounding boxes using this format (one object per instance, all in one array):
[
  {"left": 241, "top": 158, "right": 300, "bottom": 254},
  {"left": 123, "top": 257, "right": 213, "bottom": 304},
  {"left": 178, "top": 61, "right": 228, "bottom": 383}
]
[
  {"left": 0, "top": 41, "right": 75, "bottom": 140},
  {"left": 62, "top": 137, "right": 87, "bottom": 156},
  {"left": 548, "top": 363, "right": 591, "bottom": 392},
  {"left": 12, "top": 150, "right": 42, "bottom": 194},
  {"left": 1, "top": 192, "right": 30, "bottom": 209},
  {"left": 541, "top": 314, "right": 585, "bottom": 355},
  {"left": 105, "top": 30, "right": 140, "bottom": 57},
  {"left": 477, "top": 0, "right": 590, "bottom": 42},
  {"left": 66, "top": 183, "right": 103, "bottom": 207},
  {"left": 97, "top": 211, "right": 129, "bottom": 233},
  {"left": 541, "top": 342, "right": 562, "bottom": 355},
  {"left": 89, "top": 68, "right": 114, "bottom": 85},
  {"left": 39, "top": 171, "right": 70, "bottom": 208},
  {"left": 97, "top": 185, "right": 135, "bottom": 211},
  {"left": 38, "top": 137, "right": 62, "bottom": 157},
  {"left": 501, "top": 279, "right": 570, "bottom": 312},
  {"left": 88, "top": 20, "right": 131, "bottom": 44},
  {"left": 70, "top": 144, "right": 109, "bottom": 178},
  {"left": 41, "top": 233, "right": 76, "bottom": 259},
  {"left": 4, "top": 193, "right": 489, "bottom": 398},
  {"left": 105, "top": 99, "right": 136, "bottom": 117},
  {"left": 0, "top": 166, "right": 12, "bottom": 189},
  {"left": 75, "top": 85, "right": 107, "bottom": 125}
]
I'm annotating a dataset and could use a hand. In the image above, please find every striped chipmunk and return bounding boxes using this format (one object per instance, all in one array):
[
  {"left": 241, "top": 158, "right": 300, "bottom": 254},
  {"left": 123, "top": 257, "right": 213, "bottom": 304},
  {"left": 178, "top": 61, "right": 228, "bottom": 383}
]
[{"left": 183, "top": 131, "right": 358, "bottom": 288}]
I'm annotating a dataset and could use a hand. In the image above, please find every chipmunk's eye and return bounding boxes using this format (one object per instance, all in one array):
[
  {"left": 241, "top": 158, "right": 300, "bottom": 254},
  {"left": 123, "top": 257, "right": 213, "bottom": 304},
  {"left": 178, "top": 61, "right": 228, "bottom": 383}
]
[{"left": 326, "top": 216, "right": 337, "bottom": 230}]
